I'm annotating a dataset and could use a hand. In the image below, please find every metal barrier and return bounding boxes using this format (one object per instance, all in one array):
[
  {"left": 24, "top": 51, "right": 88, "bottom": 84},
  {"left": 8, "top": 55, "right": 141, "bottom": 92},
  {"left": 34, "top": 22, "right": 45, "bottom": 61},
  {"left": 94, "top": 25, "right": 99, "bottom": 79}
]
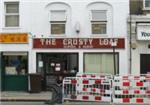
[
  {"left": 62, "top": 74, "right": 150, "bottom": 104},
  {"left": 113, "top": 75, "right": 150, "bottom": 104},
  {"left": 63, "top": 74, "right": 112, "bottom": 102}
]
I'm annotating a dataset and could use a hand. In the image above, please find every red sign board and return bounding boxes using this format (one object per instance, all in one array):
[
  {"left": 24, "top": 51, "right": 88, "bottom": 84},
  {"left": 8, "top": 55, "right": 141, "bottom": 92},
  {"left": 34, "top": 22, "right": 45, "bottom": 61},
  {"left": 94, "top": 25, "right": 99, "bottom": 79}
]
[{"left": 33, "top": 38, "right": 125, "bottom": 49}]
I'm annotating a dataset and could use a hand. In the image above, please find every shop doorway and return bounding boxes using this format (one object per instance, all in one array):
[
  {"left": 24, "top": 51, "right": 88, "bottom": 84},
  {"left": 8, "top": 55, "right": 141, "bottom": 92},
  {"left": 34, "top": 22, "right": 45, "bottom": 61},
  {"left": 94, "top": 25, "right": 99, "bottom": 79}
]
[
  {"left": 36, "top": 53, "right": 78, "bottom": 90},
  {"left": 140, "top": 54, "right": 150, "bottom": 74}
]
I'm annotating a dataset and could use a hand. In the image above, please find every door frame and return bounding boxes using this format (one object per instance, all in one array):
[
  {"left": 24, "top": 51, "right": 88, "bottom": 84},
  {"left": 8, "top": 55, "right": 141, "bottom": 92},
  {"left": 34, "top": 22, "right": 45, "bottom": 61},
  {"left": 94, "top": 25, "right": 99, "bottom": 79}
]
[{"left": 140, "top": 54, "right": 150, "bottom": 74}]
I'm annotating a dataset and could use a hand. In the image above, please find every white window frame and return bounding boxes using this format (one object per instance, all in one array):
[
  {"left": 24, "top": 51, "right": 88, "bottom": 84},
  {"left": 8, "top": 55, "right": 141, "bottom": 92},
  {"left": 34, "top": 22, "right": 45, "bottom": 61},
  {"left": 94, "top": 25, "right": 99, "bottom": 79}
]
[
  {"left": 4, "top": 2, "right": 19, "bottom": 28},
  {"left": 50, "top": 10, "right": 66, "bottom": 36},
  {"left": 143, "top": 0, "right": 150, "bottom": 10},
  {"left": 91, "top": 10, "right": 107, "bottom": 36}
]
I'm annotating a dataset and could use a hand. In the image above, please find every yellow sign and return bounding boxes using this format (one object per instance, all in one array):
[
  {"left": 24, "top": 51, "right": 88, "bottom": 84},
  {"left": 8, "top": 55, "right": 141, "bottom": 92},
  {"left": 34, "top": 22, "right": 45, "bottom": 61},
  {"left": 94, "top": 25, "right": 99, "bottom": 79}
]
[{"left": 0, "top": 33, "right": 28, "bottom": 43}]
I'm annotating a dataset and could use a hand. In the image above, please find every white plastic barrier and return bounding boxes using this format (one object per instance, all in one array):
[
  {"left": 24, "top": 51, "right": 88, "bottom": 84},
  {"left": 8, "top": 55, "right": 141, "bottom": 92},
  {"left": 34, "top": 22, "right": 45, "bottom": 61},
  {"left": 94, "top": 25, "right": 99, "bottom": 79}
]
[
  {"left": 113, "top": 75, "right": 150, "bottom": 104},
  {"left": 63, "top": 74, "right": 112, "bottom": 102},
  {"left": 62, "top": 74, "right": 150, "bottom": 104}
]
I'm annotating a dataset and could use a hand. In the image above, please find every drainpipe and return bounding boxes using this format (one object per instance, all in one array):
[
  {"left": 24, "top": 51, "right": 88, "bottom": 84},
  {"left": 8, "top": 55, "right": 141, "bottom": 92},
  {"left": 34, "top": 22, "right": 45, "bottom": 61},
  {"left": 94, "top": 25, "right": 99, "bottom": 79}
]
[{"left": 129, "top": 0, "right": 132, "bottom": 74}]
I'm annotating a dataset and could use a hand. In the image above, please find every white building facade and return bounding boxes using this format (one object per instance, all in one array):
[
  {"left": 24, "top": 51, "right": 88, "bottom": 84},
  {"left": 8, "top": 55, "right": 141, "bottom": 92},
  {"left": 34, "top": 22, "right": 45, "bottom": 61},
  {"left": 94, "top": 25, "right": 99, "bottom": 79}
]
[
  {"left": 128, "top": 0, "right": 150, "bottom": 75},
  {"left": 0, "top": 0, "right": 129, "bottom": 91}
]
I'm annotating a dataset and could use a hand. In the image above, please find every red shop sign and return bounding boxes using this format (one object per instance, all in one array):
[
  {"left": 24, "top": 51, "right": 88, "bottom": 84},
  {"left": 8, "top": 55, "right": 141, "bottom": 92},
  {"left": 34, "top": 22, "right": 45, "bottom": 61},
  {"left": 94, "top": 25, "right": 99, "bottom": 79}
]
[{"left": 33, "top": 38, "right": 125, "bottom": 49}]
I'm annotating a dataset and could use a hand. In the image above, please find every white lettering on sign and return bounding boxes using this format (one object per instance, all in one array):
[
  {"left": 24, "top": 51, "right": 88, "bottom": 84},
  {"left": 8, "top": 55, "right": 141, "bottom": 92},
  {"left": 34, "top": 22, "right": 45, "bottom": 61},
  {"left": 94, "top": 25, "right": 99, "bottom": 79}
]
[
  {"left": 63, "top": 39, "right": 77, "bottom": 46},
  {"left": 63, "top": 38, "right": 93, "bottom": 46},
  {"left": 99, "top": 39, "right": 118, "bottom": 46},
  {"left": 40, "top": 39, "right": 56, "bottom": 45}
]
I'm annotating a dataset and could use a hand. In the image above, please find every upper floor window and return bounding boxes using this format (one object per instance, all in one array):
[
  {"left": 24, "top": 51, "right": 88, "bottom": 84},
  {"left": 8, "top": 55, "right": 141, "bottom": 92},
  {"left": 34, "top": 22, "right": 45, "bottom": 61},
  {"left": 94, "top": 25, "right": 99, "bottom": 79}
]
[
  {"left": 50, "top": 10, "right": 66, "bottom": 35},
  {"left": 5, "top": 2, "right": 19, "bottom": 27},
  {"left": 144, "top": 0, "right": 150, "bottom": 9},
  {"left": 91, "top": 10, "right": 107, "bottom": 35}
]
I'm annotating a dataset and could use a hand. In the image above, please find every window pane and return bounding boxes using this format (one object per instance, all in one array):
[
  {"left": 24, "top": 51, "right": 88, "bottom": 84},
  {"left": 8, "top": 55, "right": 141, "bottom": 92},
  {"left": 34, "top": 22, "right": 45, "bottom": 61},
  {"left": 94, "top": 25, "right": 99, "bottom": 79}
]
[
  {"left": 6, "top": 3, "right": 19, "bottom": 13},
  {"left": 92, "top": 10, "right": 106, "bottom": 21},
  {"left": 84, "top": 53, "right": 118, "bottom": 75},
  {"left": 5, "top": 15, "right": 19, "bottom": 27},
  {"left": 50, "top": 11, "right": 66, "bottom": 21},
  {"left": 92, "top": 23, "right": 106, "bottom": 34},
  {"left": 85, "top": 54, "right": 101, "bottom": 73},
  {"left": 51, "top": 24, "right": 65, "bottom": 34},
  {"left": 4, "top": 55, "right": 28, "bottom": 75},
  {"left": 145, "top": 0, "right": 150, "bottom": 7}
]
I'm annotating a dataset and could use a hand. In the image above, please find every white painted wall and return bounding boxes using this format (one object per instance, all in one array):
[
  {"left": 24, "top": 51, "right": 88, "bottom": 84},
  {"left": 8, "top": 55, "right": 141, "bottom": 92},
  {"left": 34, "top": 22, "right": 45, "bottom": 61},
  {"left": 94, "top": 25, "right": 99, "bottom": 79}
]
[
  {"left": 0, "top": 0, "right": 129, "bottom": 74},
  {"left": 131, "top": 41, "right": 150, "bottom": 75}
]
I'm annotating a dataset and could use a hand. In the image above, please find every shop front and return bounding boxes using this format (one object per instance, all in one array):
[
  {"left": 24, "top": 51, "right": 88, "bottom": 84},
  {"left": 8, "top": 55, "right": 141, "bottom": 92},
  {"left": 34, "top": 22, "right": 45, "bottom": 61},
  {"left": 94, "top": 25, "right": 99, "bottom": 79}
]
[
  {"left": 0, "top": 33, "right": 29, "bottom": 91},
  {"left": 33, "top": 38, "right": 125, "bottom": 90},
  {"left": 131, "top": 23, "right": 150, "bottom": 74}
]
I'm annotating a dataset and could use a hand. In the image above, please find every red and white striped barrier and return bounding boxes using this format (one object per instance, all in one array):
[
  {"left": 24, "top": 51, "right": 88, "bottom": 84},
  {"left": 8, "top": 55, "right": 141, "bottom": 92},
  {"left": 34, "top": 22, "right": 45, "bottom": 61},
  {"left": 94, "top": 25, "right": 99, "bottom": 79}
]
[
  {"left": 63, "top": 74, "right": 112, "bottom": 102},
  {"left": 113, "top": 75, "right": 150, "bottom": 104},
  {"left": 62, "top": 74, "right": 150, "bottom": 104},
  {"left": 76, "top": 73, "right": 112, "bottom": 80}
]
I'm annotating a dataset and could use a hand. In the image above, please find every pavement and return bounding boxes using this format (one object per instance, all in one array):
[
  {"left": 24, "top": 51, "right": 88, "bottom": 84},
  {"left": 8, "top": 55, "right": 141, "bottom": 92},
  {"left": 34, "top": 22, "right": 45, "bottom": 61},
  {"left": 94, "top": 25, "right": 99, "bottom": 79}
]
[
  {"left": 0, "top": 92, "right": 113, "bottom": 105},
  {"left": 0, "top": 91, "right": 52, "bottom": 101},
  {"left": 1, "top": 91, "right": 150, "bottom": 105}
]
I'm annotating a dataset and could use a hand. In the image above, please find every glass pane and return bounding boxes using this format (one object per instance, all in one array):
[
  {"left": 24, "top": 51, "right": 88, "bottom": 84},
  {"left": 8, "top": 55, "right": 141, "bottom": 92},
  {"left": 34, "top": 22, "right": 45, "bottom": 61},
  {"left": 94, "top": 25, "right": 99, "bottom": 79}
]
[
  {"left": 84, "top": 53, "right": 118, "bottom": 74},
  {"left": 101, "top": 54, "right": 114, "bottom": 74},
  {"left": 5, "top": 15, "right": 19, "bottom": 27},
  {"left": 4, "top": 55, "right": 28, "bottom": 75},
  {"left": 85, "top": 54, "right": 101, "bottom": 73},
  {"left": 51, "top": 24, "right": 65, "bottom": 34},
  {"left": 92, "top": 10, "right": 106, "bottom": 21},
  {"left": 6, "top": 3, "right": 19, "bottom": 13},
  {"left": 92, "top": 23, "right": 106, "bottom": 34},
  {"left": 50, "top": 10, "right": 66, "bottom": 21},
  {"left": 145, "top": 0, "right": 150, "bottom": 7}
]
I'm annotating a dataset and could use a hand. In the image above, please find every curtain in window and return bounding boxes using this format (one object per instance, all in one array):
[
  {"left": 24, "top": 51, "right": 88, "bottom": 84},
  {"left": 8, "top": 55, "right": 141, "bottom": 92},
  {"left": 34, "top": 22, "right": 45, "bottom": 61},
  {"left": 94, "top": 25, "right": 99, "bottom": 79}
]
[
  {"left": 84, "top": 53, "right": 118, "bottom": 74},
  {"left": 85, "top": 54, "right": 101, "bottom": 73},
  {"left": 91, "top": 10, "right": 106, "bottom": 21},
  {"left": 6, "top": 3, "right": 19, "bottom": 13},
  {"left": 50, "top": 10, "right": 66, "bottom": 21},
  {"left": 5, "top": 15, "right": 19, "bottom": 27}
]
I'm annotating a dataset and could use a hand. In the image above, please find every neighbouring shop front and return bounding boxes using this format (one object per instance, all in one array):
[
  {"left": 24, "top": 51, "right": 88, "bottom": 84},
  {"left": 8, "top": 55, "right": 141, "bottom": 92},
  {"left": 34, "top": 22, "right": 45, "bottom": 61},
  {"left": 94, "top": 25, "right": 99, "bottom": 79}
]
[
  {"left": 1, "top": 52, "right": 28, "bottom": 91},
  {"left": 132, "top": 23, "right": 150, "bottom": 74},
  {"left": 0, "top": 33, "right": 29, "bottom": 91},
  {"left": 33, "top": 38, "right": 125, "bottom": 90}
]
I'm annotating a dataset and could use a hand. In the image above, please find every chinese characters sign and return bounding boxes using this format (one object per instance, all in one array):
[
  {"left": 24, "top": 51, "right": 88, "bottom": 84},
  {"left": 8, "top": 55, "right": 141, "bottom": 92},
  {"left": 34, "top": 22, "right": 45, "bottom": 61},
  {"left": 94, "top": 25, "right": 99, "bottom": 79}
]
[
  {"left": 0, "top": 33, "right": 28, "bottom": 43},
  {"left": 33, "top": 38, "right": 125, "bottom": 49}
]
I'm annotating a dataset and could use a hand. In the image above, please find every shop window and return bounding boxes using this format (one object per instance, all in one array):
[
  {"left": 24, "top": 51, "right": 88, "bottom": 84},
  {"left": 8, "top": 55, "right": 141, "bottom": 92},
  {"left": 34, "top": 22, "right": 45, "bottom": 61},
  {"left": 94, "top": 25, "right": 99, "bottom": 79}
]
[
  {"left": 144, "top": 0, "right": 150, "bottom": 9},
  {"left": 91, "top": 10, "right": 107, "bottom": 35},
  {"left": 37, "top": 53, "right": 78, "bottom": 74},
  {"left": 5, "top": 2, "right": 19, "bottom": 27},
  {"left": 84, "top": 53, "right": 118, "bottom": 74},
  {"left": 50, "top": 10, "right": 66, "bottom": 35},
  {"left": 3, "top": 52, "right": 28, "bottom": 75}
]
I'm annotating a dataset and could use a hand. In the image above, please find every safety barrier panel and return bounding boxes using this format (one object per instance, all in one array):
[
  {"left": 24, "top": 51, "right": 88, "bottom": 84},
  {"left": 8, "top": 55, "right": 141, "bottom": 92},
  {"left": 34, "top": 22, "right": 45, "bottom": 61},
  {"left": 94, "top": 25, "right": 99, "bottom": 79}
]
[
  {"left": 63, "top": 74, "right": 112, "bottom": 102},
  {"left": 76, "top": 73, "right": 113, "bottom": 80},
  {"left": 113, "top": 75, "right": 150, "bottom": 104},
  {"left": 62, "top": 74, "right": 150, "bottom": 104}
]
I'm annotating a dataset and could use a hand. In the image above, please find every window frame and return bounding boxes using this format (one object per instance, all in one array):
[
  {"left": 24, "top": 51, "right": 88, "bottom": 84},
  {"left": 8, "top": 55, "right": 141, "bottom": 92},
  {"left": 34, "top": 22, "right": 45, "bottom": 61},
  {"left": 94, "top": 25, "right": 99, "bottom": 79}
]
[
  {"left": 50, "top": 10, "right": 66, "bottom": 36},
  {"left": 143, "top": 0, "right": 150, "bottom": 10},
  {"left": 91, "top": 10, "right": 107, "bottom": 36},
  {"left": 4, "top": 2, "right": 20, "bottom": 28},
  {"left": 83, "top": 52, "right": 119, "bottom": 75}
]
